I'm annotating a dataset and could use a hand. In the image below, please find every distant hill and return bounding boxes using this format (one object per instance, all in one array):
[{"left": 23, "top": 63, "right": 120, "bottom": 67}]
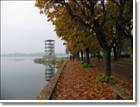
[{"left": 1, "top": 53, "right": 67, "bottom": 57}]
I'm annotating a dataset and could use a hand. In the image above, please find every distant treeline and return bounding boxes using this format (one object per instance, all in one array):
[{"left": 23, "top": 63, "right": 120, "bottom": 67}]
[{"left": 1, "top": 53, "right": 67, "bottom": 57}]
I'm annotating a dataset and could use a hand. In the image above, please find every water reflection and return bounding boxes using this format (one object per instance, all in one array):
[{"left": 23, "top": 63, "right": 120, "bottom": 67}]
[
  {"left": 44, "top": 63, "right": 56, "bottom": 81},
  {"left": 1, "top": 58, "right": 47, "bottom": 100}
]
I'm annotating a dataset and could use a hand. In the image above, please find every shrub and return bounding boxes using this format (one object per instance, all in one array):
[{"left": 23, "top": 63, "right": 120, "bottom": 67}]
[
  {"left": 96, "top": 74, "right": 116, "bottom": 84},
  {"left": 82, "top": 62, "right": 94, "bottom": 68}
]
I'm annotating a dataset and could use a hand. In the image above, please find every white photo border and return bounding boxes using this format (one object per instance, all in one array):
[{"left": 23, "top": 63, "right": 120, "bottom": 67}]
[{"left": 0, "top": 0, "right": 136, "bottom": 104}]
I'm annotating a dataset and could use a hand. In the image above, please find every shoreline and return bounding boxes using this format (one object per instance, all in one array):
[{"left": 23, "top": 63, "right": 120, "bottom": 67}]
[
  {"left": 37, "top": 61, "right": 67, "bottom": 100},
  {"left": 37, "top": 59, "right": 133, "bottom": 100}
]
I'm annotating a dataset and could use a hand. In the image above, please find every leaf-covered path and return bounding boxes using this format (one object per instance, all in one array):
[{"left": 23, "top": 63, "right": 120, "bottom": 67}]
[
  {"left": 51, "top": 61, "right": 113, "bottom": 100},
  {"left": 92, "top": 59, "right": 133, "bottom": 99}
]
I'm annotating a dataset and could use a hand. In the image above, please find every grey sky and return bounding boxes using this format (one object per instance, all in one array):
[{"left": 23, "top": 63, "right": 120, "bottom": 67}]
[{"left": 1, "top": 1, "right": 66, "bottom": 54}]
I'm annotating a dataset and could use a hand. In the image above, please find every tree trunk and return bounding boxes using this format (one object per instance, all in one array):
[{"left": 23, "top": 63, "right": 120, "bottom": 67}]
[
  {"left": 83, "top": 51, "right": 86, "bottom": 62},
  {"left": 104, "top": 48, "right": 111, "bottom": 76},
  {"left": 76, "top": 52, "right": 80, "bottom": 60},
  {"left": 85, "top": 48, "right": 90, "bottom": 64},
  {"left": 80, "top": 51, "right": 84, "bottom": 61},
  {"left": 113, "top": 46, "right": 118, "bottom": 60},
  {"left": 93, "top": 52, "right": 96, "bottom": 57},
  {"left": 117, "top": 45, "right": 122, "bottom": 58}
]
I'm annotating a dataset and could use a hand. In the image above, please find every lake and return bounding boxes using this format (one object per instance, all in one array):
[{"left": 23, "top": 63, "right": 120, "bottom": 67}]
[{"left": 1, "top": 57, "right": 56, "bottom": 100}]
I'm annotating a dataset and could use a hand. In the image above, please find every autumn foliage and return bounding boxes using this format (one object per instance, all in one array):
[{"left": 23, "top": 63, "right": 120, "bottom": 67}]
[
  {"left": 35, "top": 0, "right": 133, "bottom": 77},
  {"left": 35, "top": 0, "right": 133, "bottom": 100}
]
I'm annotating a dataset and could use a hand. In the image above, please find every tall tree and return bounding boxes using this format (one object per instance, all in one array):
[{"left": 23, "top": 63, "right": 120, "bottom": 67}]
[{"left": 35, "top": 0, "right": 133, "bottom": 76}]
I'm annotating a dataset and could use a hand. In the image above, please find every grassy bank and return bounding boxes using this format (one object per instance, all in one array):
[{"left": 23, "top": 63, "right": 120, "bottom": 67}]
[{"left": 34, "top": 57, "right": 67, "bottom": 67}]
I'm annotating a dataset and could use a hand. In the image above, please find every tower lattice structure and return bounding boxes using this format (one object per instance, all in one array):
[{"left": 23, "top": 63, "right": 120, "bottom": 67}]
[{"left": 44, "top": 40, "right": 55, "bottom": 59}]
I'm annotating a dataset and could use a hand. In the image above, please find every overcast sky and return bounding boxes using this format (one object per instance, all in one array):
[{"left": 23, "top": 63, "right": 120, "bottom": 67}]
[{"left": 1, "top": 1, "right": 66, "bottom": 54}]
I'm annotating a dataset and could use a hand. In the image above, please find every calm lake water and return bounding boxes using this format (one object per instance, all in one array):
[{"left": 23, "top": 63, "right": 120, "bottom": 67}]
[{"left": 1, "top": 57, "right": 56, "bottom": 100}]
